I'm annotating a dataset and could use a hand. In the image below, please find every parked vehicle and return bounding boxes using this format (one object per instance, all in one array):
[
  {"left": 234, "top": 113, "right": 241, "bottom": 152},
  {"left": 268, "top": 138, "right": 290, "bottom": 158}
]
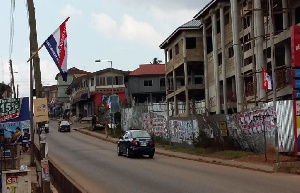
[
  {"left": 44, "top": 121, "right": 49, "bottom": 133},
  {"left": 58, "top": 120, "right": 71, "bottom": 132},
  {"left": 117, "top": 130, "right": 155, "bottom": 158}
]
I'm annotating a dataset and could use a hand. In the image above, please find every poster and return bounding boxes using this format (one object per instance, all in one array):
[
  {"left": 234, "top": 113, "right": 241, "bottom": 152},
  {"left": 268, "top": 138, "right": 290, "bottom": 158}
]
[
  {"left": 219, "top": 121, "right": 228, "bottom": 137},
  {"left": 0, "top": 97, "right": 30, "bottom": 145},
  {"left": 33, "top": 98, "right": 49, "bottom": 123},
  {"left": 41, "top": 159, "right": 50, "bottom": 181}
]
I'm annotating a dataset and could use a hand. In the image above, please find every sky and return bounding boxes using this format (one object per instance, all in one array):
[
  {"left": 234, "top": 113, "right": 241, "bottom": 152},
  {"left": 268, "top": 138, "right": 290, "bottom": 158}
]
[{"left": 0, "top": 0, "right": 211, "bottom": 98}]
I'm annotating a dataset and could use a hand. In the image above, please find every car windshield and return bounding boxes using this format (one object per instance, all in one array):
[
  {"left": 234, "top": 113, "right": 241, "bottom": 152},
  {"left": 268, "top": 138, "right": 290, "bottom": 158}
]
[
  {"left": 61, "top": 121, "right": 70, "bottom": 125},
  {"left": 131, "top": 131, "right": 151, "bottom": 138}
]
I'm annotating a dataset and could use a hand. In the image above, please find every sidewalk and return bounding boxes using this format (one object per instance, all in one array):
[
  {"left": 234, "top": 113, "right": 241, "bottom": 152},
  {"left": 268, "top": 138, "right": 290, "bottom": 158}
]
[{"left": 71, "top": 121, "right": 275, "bottom": 174}]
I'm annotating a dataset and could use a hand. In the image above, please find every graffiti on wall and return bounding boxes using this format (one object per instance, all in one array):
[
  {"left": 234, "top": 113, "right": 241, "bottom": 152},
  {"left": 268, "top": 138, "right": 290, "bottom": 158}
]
[
  {"left": 236, "top": 106, "right": 275, "bottom": 136},
  {"left": 169, "top": 120, "right": 195, "bottom": 145}
]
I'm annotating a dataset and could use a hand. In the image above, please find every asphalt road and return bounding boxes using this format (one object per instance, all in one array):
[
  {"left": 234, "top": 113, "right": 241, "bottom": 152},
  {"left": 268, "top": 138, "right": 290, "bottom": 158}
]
[{"left": 46, "top": 120, "right": 300, "bottom": 193}]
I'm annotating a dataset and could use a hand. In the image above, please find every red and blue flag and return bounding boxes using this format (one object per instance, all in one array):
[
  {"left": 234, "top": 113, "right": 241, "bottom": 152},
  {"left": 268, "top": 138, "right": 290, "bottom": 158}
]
[{"left": 44, "top": 17, "right": 70, "bottom": 81}]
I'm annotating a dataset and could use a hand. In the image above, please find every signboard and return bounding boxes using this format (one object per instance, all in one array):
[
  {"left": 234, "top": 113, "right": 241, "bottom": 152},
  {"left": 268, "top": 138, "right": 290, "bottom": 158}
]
[
  {"left": 0, "top": 98, "right": 21, "bottom": 122},
  {"left": 294, "top": 90, "right": 300, "bottom": 99},
  {"left": 219, "top": 121, "right": 228, "bottom": 137},
  {"left": 294, "top": 69, "right": 300, "bottom": 78},
  {"left": 291, "top": 25, "right": 300, "bottom": 67},
  {"left": 33, "top": 98, "right": 49, "bottom": 123},
  {"left": 294, "top": 79, "right": 300, "bottom": 88},
  {"left": 0, "top": 97, "right": 30, "bottom": 145}
]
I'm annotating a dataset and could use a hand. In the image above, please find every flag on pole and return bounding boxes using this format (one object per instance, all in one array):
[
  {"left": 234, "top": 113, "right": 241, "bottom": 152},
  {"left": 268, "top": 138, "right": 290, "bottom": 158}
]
[
  {"left": 43, "top": 17, "right": 70, "bottom": 81},
  {"left": 261, "top": 67, "right": 272, "bottom": 90}
]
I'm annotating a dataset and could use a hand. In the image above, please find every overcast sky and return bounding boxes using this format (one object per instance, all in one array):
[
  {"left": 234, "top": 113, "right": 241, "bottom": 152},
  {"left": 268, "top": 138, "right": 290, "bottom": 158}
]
[{"left": 0, "top": 0, "right": 211, "bottom": 97}]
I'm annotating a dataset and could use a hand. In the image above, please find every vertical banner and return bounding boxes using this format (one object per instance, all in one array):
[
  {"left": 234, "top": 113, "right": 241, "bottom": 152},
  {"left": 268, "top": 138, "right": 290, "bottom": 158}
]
[
  {"left": 293, "top": 100, "right": 300, "bottom": 155},
  {"left": 291, "top": 25, "right": 300, "bottom": 67},
  {"left": 33, "top": 98, "right": 49, "bottom": 123}
]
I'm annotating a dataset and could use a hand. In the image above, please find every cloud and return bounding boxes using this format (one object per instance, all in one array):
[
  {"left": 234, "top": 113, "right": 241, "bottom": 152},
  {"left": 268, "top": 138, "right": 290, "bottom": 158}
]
[
  {"left": 90, "top": 13, "right": 118, "bottom": 38},
  {"left": 119, "top": 14, "right": 164, "bottom": 47},
  {"left": 60, "top": 4, "right": 82, "bottom": 18},
  {"left": 91, "top": 13, "right": 163, "bottom": 48}
]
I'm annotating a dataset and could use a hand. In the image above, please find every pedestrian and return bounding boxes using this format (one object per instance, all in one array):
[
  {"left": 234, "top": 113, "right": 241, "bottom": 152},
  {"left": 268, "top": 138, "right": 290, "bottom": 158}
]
[
  {"left": 104, "top": 119, "right": 109, "bottom": 138},
  {"left": 92, "top": 114, "right": 97, "bottom": 131}
]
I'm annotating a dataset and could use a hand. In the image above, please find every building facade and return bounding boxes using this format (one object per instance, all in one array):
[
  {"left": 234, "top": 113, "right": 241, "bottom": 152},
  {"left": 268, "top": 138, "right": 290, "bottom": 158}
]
[{"left": 128, "top": 64, "right": 166, "bottom": 104}]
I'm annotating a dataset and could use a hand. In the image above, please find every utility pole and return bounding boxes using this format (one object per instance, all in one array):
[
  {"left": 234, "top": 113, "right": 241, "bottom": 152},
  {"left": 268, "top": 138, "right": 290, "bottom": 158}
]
[
  {"left": 27, "top": 0, "right": 43, "bottom": 98},
  {"left": 9, "top": 59, "right": 16, "bottom": 98}
]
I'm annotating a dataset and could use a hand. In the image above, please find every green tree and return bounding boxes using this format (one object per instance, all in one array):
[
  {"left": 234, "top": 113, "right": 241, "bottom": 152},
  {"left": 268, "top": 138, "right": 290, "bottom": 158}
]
[{"left": 150, "top": 57, "right": 162, "bottom": 64}]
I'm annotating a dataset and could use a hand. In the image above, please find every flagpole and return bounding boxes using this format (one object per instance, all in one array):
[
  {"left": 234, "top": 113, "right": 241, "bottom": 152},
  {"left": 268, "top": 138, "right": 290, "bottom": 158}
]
[{"left": 27, "top": 44, "right": 44, "bottom": 63}]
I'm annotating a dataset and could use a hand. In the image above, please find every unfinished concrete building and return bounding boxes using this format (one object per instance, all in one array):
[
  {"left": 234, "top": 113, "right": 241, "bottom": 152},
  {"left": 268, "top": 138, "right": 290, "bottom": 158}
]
[
  {"left": 193, "top": 0, "right": 300, "bottom": 114},
  {"left": 160, "top": 19, "right": 204, "bottom": 117}
]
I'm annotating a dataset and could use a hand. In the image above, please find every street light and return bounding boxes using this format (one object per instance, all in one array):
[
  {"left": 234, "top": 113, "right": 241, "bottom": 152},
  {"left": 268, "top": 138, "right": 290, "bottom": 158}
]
[{"left": 95, "top": 59, "right": 114, "bottom": 131}]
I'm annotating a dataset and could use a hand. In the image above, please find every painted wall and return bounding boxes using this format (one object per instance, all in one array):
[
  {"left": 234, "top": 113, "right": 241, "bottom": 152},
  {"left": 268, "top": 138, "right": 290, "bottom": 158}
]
[{"left": 121, "top": 101, "right": 294, "bottom": 153}]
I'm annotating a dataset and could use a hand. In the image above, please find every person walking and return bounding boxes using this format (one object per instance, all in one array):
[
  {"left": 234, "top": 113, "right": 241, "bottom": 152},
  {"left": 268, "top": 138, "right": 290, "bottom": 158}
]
[
  {"left": 92, "top": 114, "right": 97, "bottom": 131},
  {"left": 104, "top": 119, "right": 109, "bottom": 138}
]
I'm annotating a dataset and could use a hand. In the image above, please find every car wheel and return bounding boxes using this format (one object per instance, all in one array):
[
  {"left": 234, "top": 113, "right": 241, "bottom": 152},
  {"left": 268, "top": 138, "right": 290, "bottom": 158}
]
[
  {"left": 117, "top": 146, "right": 122, "bottom": 156},
  {"left": 149, "top": 154, "right": 154, "bottom": 159},
  {"left": 126, "top": 147, "right": 131, "bottom": 158}
]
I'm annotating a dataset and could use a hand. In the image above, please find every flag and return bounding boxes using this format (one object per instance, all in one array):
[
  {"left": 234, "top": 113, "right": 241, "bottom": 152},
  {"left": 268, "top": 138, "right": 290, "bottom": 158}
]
[
  {"left": 43, "top": 17, "right": 70, "bottom": 81},
  {"left": 261, "top": 67, "right": 272, "bottom": 90},
  {"left": 106, "top": 98, "right": 111, "bottom": 109}
]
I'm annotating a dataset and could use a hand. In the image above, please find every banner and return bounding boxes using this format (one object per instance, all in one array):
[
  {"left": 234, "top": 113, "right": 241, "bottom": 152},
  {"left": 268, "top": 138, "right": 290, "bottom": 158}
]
[
  {"left": 291, "top": 25, "right": 300, "bottom": 67},
  {"left": 0, "top": 98, "right": 21, "bottom": 122},
  {"left": 33, "top": 98, "right": 49, "bottom": 123}
]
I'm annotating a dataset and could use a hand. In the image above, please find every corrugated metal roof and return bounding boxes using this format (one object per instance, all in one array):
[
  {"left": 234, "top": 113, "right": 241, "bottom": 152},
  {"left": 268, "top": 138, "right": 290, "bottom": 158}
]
[{"left": 159, "top": 19, "right": 202, "bottom": 49}]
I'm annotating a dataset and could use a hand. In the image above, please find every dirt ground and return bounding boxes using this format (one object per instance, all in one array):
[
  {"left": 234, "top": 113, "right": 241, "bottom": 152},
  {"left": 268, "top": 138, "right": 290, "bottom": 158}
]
[{"left": 236, "top": 148, "right": 300, "bottom": 166}]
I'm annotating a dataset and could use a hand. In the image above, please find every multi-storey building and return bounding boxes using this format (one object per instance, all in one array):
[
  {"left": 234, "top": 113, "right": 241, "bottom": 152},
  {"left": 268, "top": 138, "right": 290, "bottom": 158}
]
[
  {"left": 160, "top": 19, "right": 204, "bottom": 117},
  {"left": 161, "top": 0, "right": 300, "bottom": 115},
  {"left": 66, "top": 68, "right": 129, "bottom": 119},
  {"left": 128, "top": 64, "right": 166, "bottom": 104}
]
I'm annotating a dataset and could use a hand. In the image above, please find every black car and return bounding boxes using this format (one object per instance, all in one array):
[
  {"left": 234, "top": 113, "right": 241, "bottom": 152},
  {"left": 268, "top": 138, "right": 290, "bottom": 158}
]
[
  {"left": 117, "top": 130, "right": 155, "bottom": 158},
  {"left": 58, "top": 120, "right": 71, "bottom": 132}
]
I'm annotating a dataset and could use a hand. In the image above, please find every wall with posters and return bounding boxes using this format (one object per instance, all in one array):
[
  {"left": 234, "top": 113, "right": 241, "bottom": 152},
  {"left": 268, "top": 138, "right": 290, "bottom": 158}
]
[{"left": 0, "top": 97, "right": 30, "bottom": 144}]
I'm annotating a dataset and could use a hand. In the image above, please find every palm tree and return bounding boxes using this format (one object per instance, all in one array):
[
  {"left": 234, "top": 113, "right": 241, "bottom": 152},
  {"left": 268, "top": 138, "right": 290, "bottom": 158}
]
[{"left": 150, "top": 57, "right": 162, "bottom": 64}]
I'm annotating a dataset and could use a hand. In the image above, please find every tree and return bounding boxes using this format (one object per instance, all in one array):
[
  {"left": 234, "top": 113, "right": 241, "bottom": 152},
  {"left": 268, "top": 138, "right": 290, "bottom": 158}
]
[{"left": 150, "top": 57, "right": 162, "bottom": 64}]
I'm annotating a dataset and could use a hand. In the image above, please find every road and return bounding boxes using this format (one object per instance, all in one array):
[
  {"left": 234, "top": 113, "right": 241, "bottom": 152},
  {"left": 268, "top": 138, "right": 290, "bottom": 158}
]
[{"left": 45, "top": 120, "right": 300, "bottom": 193}]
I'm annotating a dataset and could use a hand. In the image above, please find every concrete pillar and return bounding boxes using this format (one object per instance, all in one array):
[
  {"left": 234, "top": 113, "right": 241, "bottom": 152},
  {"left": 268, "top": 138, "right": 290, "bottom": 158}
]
[
  {"left": 254, "top": 0, "right": 266, "bottom": 100},
  {"left": 220, "top": 4, "right": 228, "bottom": 114},
  {"left": 183, "top": 36, "right": 190, "bottom": 116},
  {"left": 282, "top": 0, "right": 291, "bottom": 67},
  {"left": 211, "top": 11, "right": 221, "bottom": 114},
  {"left": 173, "top": 68, "right": 178, "bottom": 115},
  {"left": 164, "top": 50, "right": 169, "bottom": 115},
  {"left": 201, "top": 19, "right": 210, "bottom": 113},
  {"left": 230, "top": 0, "right": 243, "bottom": 112}
]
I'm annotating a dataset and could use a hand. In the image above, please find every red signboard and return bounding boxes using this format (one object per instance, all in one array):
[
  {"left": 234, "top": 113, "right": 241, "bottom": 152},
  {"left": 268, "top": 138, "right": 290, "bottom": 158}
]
[{"left": 291, "top": 25, "right": 300, "bottom": 67}]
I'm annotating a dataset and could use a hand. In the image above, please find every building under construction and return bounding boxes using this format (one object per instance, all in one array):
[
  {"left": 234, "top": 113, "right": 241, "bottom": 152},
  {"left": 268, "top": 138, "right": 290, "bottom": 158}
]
[{"left": 160, "top": 0, "right": 300, "bottom": 116}]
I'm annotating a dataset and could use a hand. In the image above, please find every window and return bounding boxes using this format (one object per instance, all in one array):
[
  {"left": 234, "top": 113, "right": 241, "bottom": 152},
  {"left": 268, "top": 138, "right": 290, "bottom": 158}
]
[
  {"left": 115, "top": 76, "right": 123, "bottom": 85},
  {"left": 274, "top": 14, "right": 283, "bottom": 31},
  {"left": 206, "top": 36, "right": 213, "bottom": 54},
  {"left": 144, "top": 80, "right": 153, "bottom": 86},
  {"left": 160, "top": 78, "right": 165, "bottom": 87},
  {"left": 228, "top": 47, "right": 234, "bottom": 58},
  {"left": 175, "top": 43, "right": 179, "bottom": 55},
  {"left": 107, "top": 77, "right": 113, "bottom": 85},
  {"left": 243, "top": 16, "right": 251, "bottom": 29},
  {"left": 218, "top": 53, "right": 222, "bottom": 66},
  {"left": 217, "top": 20, "right": 220, "bottom": 33},
  {"left": 169, "top": 49, "right": 173, "bottom": 60},
  {"left": 186, "top": 37, "right": 196, "bottom": 49},
  {"left": 91, "top": 78, "right": 94, "bottom": 86},
  {"left": 100, "top": 77, "right": 106, "bottom": 85},
  {"left": 224, "top": 13, "right": 229, "bottom": 25},
  {"left": 195, "top": 77, "right": 203, "bottom": 84},
  {"left": 296, "top": 7, "right": 300, "bottom": 24}
]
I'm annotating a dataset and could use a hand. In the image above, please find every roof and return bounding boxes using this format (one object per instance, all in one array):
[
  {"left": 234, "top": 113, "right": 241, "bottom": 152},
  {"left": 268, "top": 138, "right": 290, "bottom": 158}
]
[
  {"left": 159, "top": 19, "right": 202, "bottom": 49},
  {"left": 55, "top": 67, "right": 89, "bottom": 80},
  {"left": 129, "top": 64, "right": 165, "bottom": 76},
  {"left": 193, "top": 0, "right": 218, "bottom": 19}
]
